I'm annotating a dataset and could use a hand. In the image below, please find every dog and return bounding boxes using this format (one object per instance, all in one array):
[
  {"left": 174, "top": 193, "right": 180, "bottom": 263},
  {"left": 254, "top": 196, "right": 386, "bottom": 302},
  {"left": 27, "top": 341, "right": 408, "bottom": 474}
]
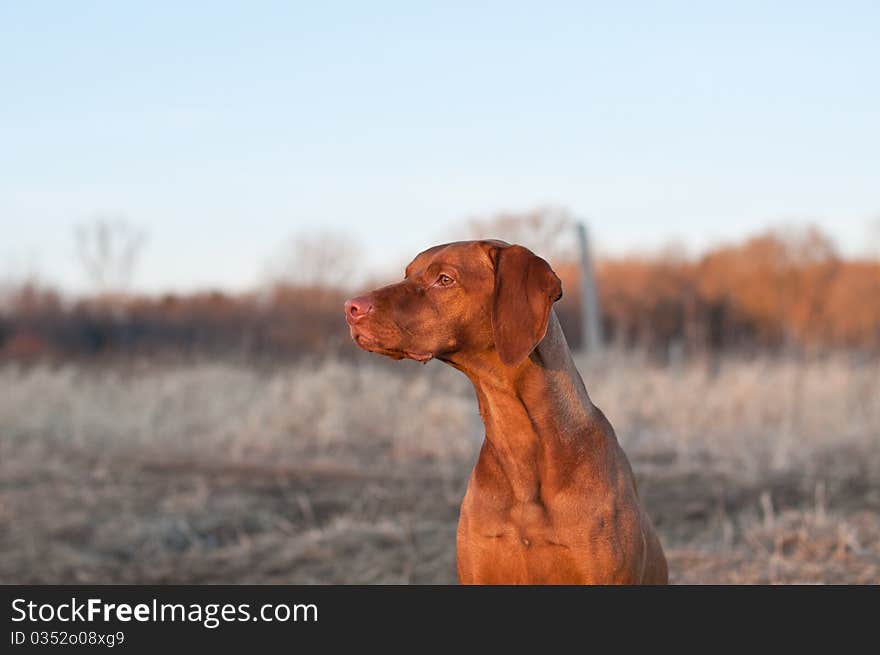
[{"left": 345, "top": 240, "right": 667, "bottom": 584}]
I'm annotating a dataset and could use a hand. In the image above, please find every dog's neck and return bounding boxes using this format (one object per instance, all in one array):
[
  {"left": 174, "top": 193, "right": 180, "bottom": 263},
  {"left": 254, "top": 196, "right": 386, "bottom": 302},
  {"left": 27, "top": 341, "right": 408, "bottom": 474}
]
[{"left": 445, "top": 311, "right": 604, "bottom": 501}]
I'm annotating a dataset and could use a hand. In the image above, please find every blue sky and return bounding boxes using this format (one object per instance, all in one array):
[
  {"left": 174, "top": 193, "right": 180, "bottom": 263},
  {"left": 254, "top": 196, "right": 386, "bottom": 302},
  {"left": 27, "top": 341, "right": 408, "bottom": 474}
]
[{"left": 2, "top": 1, "right": 878, "bottom": 293}]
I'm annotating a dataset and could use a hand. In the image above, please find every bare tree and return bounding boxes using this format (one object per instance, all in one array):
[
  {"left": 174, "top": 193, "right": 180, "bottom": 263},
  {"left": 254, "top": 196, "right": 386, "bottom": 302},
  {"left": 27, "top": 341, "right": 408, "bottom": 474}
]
[
  {"left": 266, "top": 229, "right": 359, "bottom": 290},
  {"left": 460, "top": 206, "right": 577, "bottom": 261},
  {"left": 74, "top": 216, "right": 146, "bottom": 294}
]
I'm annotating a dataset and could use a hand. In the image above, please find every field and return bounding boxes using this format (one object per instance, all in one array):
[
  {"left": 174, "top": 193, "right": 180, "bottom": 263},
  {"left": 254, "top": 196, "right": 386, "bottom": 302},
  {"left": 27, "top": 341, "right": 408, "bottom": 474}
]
[{"left": 2, "top": 353, "right": 879, "bottom": 584}]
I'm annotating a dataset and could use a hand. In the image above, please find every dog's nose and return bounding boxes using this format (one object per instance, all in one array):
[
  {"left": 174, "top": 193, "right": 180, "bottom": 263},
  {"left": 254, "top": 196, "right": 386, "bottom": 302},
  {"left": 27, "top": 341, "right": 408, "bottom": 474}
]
[{"left": 344, "top": 295, "right": 373, "bottom": 322}]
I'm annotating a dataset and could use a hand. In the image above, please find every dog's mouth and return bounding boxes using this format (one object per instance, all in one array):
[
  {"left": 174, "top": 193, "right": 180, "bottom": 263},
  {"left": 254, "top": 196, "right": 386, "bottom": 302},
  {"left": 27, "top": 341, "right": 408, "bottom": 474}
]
[{"left": 350, "top": 329, "right": 433, "bottom": 363}]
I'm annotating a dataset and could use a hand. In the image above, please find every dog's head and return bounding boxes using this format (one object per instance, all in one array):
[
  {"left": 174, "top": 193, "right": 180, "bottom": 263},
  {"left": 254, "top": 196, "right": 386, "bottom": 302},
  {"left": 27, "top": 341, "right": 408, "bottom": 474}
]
[{"left": 344, "top": 240, "right": 562, "bottom": 367}]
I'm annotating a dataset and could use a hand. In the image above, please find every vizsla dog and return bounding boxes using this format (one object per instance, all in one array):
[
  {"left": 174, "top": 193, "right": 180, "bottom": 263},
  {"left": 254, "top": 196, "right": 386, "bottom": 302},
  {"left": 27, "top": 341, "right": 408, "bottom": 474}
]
[{"left": 344, "top": 240, "right": 667, "bottom": 584}]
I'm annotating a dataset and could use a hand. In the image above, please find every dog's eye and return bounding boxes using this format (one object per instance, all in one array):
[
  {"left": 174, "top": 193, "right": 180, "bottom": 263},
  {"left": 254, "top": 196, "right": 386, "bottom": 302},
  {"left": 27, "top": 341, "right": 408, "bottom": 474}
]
[{"left": 436, "top": 274, "right": 454, "bottom": 287}]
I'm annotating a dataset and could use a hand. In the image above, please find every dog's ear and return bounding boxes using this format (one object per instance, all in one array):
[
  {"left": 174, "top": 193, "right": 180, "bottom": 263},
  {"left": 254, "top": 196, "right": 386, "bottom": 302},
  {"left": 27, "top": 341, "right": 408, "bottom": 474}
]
[{"left": 490, "top": 244, "right": 563, "bottom": 366}]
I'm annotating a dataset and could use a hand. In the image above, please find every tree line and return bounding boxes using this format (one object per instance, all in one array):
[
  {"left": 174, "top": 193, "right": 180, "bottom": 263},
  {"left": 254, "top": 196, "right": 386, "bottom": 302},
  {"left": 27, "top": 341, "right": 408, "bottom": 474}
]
[{"left": 1, "top": 217, "right": 878, "bottom": 362}]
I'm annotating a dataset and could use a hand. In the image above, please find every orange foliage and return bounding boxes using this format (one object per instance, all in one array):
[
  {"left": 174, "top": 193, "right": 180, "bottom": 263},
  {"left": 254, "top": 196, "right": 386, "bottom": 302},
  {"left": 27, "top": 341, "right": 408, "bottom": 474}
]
[{"left": 593, "top": 227, "right": 880, "bottom": 353}]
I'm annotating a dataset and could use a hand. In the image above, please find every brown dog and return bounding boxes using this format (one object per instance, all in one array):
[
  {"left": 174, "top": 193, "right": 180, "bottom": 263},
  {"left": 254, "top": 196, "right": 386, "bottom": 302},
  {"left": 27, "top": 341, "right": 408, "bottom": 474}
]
[{"left": 344, "top": 240, "right": 667, "bottom": 584}]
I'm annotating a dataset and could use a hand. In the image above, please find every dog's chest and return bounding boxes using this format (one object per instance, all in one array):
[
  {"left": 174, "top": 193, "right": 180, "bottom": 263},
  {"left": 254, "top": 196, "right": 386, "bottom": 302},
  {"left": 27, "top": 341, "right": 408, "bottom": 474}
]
[
  {"left": 456, "top": 470, "right": 647, "bottom": 584},
  {"left": 477, "top": 498, "right": 554, "bottom": 544},
  {"left": 456, "top": 494, "right": 597, "bottom": 584}
]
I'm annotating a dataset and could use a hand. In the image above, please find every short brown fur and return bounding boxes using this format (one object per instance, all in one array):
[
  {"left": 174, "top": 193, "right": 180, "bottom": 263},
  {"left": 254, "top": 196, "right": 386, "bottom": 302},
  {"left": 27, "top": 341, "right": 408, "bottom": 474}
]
[{"left": 344, "top": 240, "right": 668, "bottom": 584}]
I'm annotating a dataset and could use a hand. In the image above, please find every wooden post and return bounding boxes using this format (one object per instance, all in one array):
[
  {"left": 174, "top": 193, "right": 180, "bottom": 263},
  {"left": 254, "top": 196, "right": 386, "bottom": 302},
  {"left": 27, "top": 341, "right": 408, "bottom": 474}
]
[{"left": 576, "top": 221, "right": 604, "bottom": 354}]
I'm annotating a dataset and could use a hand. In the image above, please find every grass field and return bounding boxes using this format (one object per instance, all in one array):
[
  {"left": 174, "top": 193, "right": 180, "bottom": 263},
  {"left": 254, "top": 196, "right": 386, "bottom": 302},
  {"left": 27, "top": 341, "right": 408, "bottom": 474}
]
[{"left": 2, "top": 353, "right": 879, "bottom": 583}]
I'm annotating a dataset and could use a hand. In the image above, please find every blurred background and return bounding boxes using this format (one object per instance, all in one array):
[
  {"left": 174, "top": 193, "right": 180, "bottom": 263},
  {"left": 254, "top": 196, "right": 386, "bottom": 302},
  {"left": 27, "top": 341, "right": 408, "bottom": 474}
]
[{"left": 2, "top": 2, "right": 879, "bottom": 583}]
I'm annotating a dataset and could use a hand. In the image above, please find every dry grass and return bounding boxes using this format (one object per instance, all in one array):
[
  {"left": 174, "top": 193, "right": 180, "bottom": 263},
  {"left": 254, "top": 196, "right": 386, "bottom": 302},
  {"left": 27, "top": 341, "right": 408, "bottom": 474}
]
[{"left": 1, "top": 353, "right": 878, "bottom": 584}]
